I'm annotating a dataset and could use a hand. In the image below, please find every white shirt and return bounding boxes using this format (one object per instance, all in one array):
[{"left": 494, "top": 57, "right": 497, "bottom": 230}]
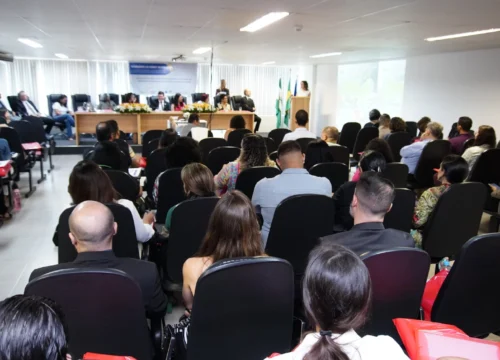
[
  {"left": 297, "top": 89, "right": 311, "bottom": 97},
  {"left": 23, "top": 100, "right": 37, "bottom": 116},
  {"left": 282, "top": 127, "right": 317, "bottom": 142},
  {"left": 52, "top": 102, "right": 69, "bottom": 116},
  {"left": 157, "top": 100, "right": 165, "bottom": 111},
  {"left": 116, "top": 199, "right": 154, "bottom": 243},
  {"left": 265, "top": 330, "right": 409, "bottom": 360}
]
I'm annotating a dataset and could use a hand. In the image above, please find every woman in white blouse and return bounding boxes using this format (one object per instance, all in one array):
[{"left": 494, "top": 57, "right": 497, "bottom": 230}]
[
  {"left": 298, "top": 80, "right": 311, "bottom": 97},
  {"left": 52, "top": 94, "right": 75, "bottom": 140},
  {"left": 265, "top": 243, "right": 408, "bottom": 360},
  {"left": 217, "top": 94, "right": 232, "bottom": 111},
  {"left": 462, "top": 125, "right": 496, "bottom": 172},
  {"left": 68, "top": 160, "right": 154, "bottom": 243}
]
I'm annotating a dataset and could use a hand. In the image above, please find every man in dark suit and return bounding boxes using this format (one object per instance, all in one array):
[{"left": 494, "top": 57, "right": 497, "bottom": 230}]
[
  {"left": 364, "top": 108, "right": 381, "bottom": 129},
  {"left": 29, "top": 201, "right": 167, "bottom": 319},
  {"left": 151, "top": 91, "right": 169, "bottom": 111},
  {"left": 16, "top": 91, "right": 56, "bottom": 134},
  {"left": 321, "top": 172, "right": 414, "bottom": 255},
  {"left": 241, "top": 89, "right": 262, "bottom": 132}
]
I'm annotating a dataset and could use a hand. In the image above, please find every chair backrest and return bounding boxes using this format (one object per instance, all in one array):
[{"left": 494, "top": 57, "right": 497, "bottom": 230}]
[
  {"left": 423, "top": 182, "right": 487, "bottom": 258},
  {"left": 71, "top": 94, "right": 91, "bottom": 111},
  {"left": 309, "top": 162, "right": 348, "bottom": 192},
  {"left": 104, "top": 169, "right": 139, "bottom": 202},
  {"left": 264, "top": 137, "right": 277, "bottom": 154},
  {"left": 188, "top": 257, "right": 294, "bottom": 360},
  {"left": 47, "top": 94, "right": 63, "bottom": 116},
  {"left": 387, "top": 132, "right": 412, "bottom": 162},
  {"left": 85, "top": 142, "right": 127, "bottom": 171},
  {"left": 413, "top": 140, "right": 451, "bottom": 188},
  {"left": 57, "top": 203, "right": 139, "bottom": 263},
  {"left": 10, "top": 120, "right": 38, "bottom": 143},
  {"left": 121, "top": 93, "right": 140, "bottom": 103},
  {"left": 0, "top": 126, "right": 28, "bottom": 166},
  {"left": 461, "top": 137, "right": 475, "bottom": 154},
  {"left": 296, "top": 137, "right": 315, "bottom": 153},
  {"left": 147, "top": 95, "right": 158, "bottom": 108},
  {"left": 338, "top": 122, "right": 361, "bottom": 153},
  {"left": 142, "top": 129, "right": 164, "bottom": 156},
  {"left": 199, "top": 138, "right": 227, "bottom": 165},
  {"left": 266, "top": 194, "right": 335, "bottom": 277},
  {"left": 360, "top": 248, "right": 430, "bottom": 344},
  {"left": 191, "top": 93, "right": 205, "bottom": 103},
  {"left": 432, "top": 233, "right": 500, "bottom": 337},
  {"left": 268, "top": 128, "right": 291, "bottom": 146},
  {"left": 235, "top": 166, "right": 281, "bottom": 199},
  {"left": 25, "top": 268, "right": 152, "bottom": 360},
  {"left": 381, "top": 163, "right": 409, "bottom": 188},
  {"left": 166, "top": 197, "right": 219, "bottom": 283},
  {"left": 22, "top": 116, "right": 48, "bottom": 143},
  {"left": 207, "top": 146, "right": 240, "bottom": 175},
  {"left": 405, "top": 121, "right": 417, "bottom": 138},
  {"left": 156, "top": 168, "right": 186, "bottom": 224},
  {"left": 231, "top": 95, "right": 244, "bottom": 110},
  {"left": 99, "top": 93, "right": 119, "bottom": 105},
  {"left": 325, "top": 145, "right": 350, "bottom": 166},
  {"left": 190, "top": 127, "right": 209, "bottom": 142},
  {"left": 383, "top": 188, "right": 414, "bottom": 232},
  {"left": 145, "top": 148, "right": 167, "bottom": 200},
  {"left": 213, "top": 94, "right": 224, "bottom": 107},
  {"left": 468, "top": 148, "right": 500, "bottom": 184},
  {"left": 352, "top": 127, "right": 379, "bottom": 160},
  {"left": 269, "top": 151, "right": 278, "bottom": 163},
  {"left": 7, "top": 95, "right": 19, "bottom": 113},
  {"left": 227, "top": 128, "right": 252, "bottom": 148},
  {"left": 143, "top": 138, "right": 160, "bottom": 159}
]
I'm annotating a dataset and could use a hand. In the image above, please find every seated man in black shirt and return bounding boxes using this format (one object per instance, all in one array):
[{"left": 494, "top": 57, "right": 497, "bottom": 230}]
[
  {"left": 321, "top": 172, "right": 414, "bottom": 255},
  {"left": 87, "top": 121, "right": 128, "bottom": 170}
]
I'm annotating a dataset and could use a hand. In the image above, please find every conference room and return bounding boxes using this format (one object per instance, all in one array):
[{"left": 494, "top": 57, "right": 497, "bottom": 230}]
[{"left": 1, "top": 0, "right": 500, "bottom": 359}]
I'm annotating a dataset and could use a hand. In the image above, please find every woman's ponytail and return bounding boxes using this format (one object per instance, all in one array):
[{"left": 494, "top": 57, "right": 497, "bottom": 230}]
[{"left": 304, "top": 335, "right": 349, "bottom": 360}]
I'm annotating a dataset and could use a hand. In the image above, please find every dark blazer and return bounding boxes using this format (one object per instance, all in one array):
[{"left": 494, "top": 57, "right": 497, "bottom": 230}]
[
  {"left": 29, "top": 250, "right": 167, "bottom": 318},
  {"left": 321, "top": 222, "right": 415, "bottom": 256},
  {"left": 334, "top": 181, "right": 356, "bottom": 231},
  {"left": 364, "top": 121, "right": 379, "bottom": 129},
  {"left": 16, "top": 99, "right": 40, "bottom": 116},
  {"left": 241, "top": 96, "right": 256, "bottom": 112},
  {"left": 151, "top": 99, "right": 170, "bottom": 111},
  {"left": 216, "top": 87, "right": 230, "bottom": 96},
  {"left": 90, "top": 141, "right": 127, "bottom": 171}
]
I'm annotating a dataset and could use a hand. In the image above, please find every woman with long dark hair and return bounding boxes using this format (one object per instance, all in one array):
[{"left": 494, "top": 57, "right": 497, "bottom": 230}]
[
  {"left": 462, "top": 125, "right": 496, "bottom": 171},
  {"left": 266, "top": 243, "right": 407, "bottom": 360},
  {"left": 171, "top": 93, "right": 185, "bottom": 111},
  {"left": 182, "top": 190, "right": 265, "bottom": 311}
]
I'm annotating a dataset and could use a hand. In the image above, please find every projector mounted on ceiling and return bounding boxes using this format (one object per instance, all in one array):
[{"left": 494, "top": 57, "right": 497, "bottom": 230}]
[{"left": 172, "top": 55, "right": 186, "bottom": 62}]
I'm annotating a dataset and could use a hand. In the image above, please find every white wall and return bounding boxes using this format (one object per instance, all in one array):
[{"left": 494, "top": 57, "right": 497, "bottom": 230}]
[{"left": 311, "top": 64, "right": 338, "bottom": 136}]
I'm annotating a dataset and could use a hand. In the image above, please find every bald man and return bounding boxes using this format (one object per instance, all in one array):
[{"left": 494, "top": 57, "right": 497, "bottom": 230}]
[
  {"left": 29, "top": 201, "right": 167, "bottom": 319},
  {"left": 242, "top": 89, "right": 262, "bottom": 132}
]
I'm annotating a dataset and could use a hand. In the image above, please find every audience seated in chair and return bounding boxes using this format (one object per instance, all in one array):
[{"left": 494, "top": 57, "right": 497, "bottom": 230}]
[
  {"left": 252, "top": 140, "right": 331, "bottom": 244},
  {"left": 462, "top": 125, "right": 496, "bottom": 172},
  {"left": 15, "top": 91, "right": 56, "bottom": 135},
  {"left": 214, "top": 134, "right": 275, "bottom": 196},
  {"left": 152, "top": 137, "right": 202, "bottom": 205},
  {"left": 304, "top": 140, "right": 334, "bottom": 171},
  {"left": 322, "top": 172, "right": 414, "bottom": 255},
  {"left": 378, "top": 113, "right": 391, "bottom": 139},
  {"left": 401, "top": 121, "right": 443, "bottom": 174},
  {"left": 177, "top": 113, "right": 202, "bottom": 137},
  {"left": 182, "top": 190, "right": 265, "bottom": 313},
  {"left": 411, "top": 155, "right": 469, "bottom": 247},
  {"left": 320, "top": 126, "right": 340, "bottom": 146},
  {"left": 29, "top": 201, "right": 167, "bottom": 319},
  {"left": 364, "top": 108, "right": 381, "bottom": 129},
  {"left": 69, "top": 160, "right": 154, "bottom": 243},
  {"left": 266, "top": 243, "right": 408, "bottom": 360},
  {"left": 165, "top": 163, "right": 215, "bottom": 230},
  {"left": 383, "top": 117, "right": 406, "bottom": 141},
  {"left": 224, "top": 115, "right": 247, "bottom": 141},
  {"left": 415, "top": 117, "right": 431, "bottom": 140},
  {"left": 89, "top": 122, "right": 128, "bottom": 170},
  {"left": 106, "top": 119, "right": 139, "bottom": 167},
  {"left": 449, "top": 117, "right": 474, "bottom": 154},
  {"left": 335, "top": 151, "right": 387, "bottom": 231},
  {"left": 351, "top": 138, "right": 394, "bottom": 182},
  {"left": 282, "top": 110, "right": 316, "bottom": 142},
  {"left": 157, "top": 128, "right": 179, "bottom": 150},
  {"left": 0, "top": 295, "right": 69, "bottom": 360}
]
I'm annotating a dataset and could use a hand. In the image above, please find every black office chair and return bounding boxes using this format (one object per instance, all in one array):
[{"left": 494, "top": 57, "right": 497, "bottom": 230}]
[
  {"left": 23, "top": 115, "right": 56, "bottom": 156},
  {"left": 268, "top": 128, "right": 291, "bottom": 146},
  {"left": 324, "top": 145, "right": 350, "bottom": 166},
  {"left": 155, "top": 168, "right": 186, "bottom": 224},
  {"left": 387, "top": 132, "right": 412, "bottom": 162},
  {"left": 25, "top": 269, "right": 158, "bottom": 360},
  {"left": 309, "top": 162, "right": 348, "bottom": 192},
  {"left": 360, "top": 248, "right": 430, "bottom": 345},
  {"left": 191, "top": 93, "right": 205, "bottom": 103},
  {"left": 142, "top": 130, "right": 164, "bottom": 157},
  {"left": 235, "top": 167, "right": 281, "bottom": 199},
  {"left": 121, "top": 93, "right": 140, "bottom": 103},
  {"left": 296, "top": 137, "right": 315, "bottom": 153},
  {"left": 381, "top": 163, "right": 409, "bottom": 188},
  {"left": 432, "top": 233, "right": 500, "bottom": 337},
  {"left": 7, "top": 95, "right": 19, "bottom": 114},
  {"left": 207, "top": 146, "right": 240, "bottom": 175},
  {"left": 71, "top": 94, "right": 91, "bottom": 111},
  {"left": 269, "top": 151, "right": 278, "bottom": 163},
  {"left": 264, "top": 137, "right": 277, "bottom": 154},
  {"left": 199, "top": 138, "right": 227, "bottom": 165},
  {"left": 99, "top": 93, "right": 120, "bottom": 105},
  {"left": 231, "top": 95, "right": 244, "bottom": 110},
  {"left": 422, "top": 182, "right": 487, "bottom": 262},
  {"left": 145, "top": 148, "right": 167, "bottom": 203},
  {"left": 146, "top": 95, "right": 157, "bottom": 108},
  {"left": 213, "top": 94, "right": 224, "bottom": 107},
  {"left": 104, "top": 169, "right": 139, "bottom": 202},
  {"left": 409, "top": 140, "right": 451, "bottom": 189},
  {"left": 383, "top": 188, "right": 414, "bottom": 232},
  {"left": 227, "top": 128, "right": 252, "bottom": 147},
  {"left": 143, "top": 139, "right": 160, "bottom": 159},
  {"left": 188, "top": 257, "right": 294, "bottom": 360},
  {"left": 461, "top": 137, "right": 475, "bottom": 154},
  {"left": 468, "top": 148, "right": 500, "bottom": 216},
  {"left": 46, "top": 94, "right": 63, "bottom": 117},
  {"left": 338, "top": 122, "right": 361, "bottom": 153},
  {"left": 351, "top": 127, "right": 379, "bottom": 166},
  {"left": 405, "top": 121, "right": 417, "bottom": 138},
  {"left": 84, "top": 144, "right": 128, "bottom": 172}
]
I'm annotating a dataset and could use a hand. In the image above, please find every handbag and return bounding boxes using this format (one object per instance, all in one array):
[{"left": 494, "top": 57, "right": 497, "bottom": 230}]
[{"left": 165, "top": 316, "right": 190, "bottom": 360}]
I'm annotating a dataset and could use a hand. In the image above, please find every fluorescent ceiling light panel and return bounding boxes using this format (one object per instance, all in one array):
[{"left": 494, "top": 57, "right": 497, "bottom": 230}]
[
  {"left": 425, "top": 28, "right": 500, "bottom": 42},
  {"left": 55, "top": 53, "right": 69, "bottom": 59},
  {"left": 193, "top": 47, "right": 211, "bottom": 54},
  {"left": 262, "top": 61, "right": 276, "bottom": 65},
  {"left": 18, "top": 38, "right": 43, "bottom": 48},
  {"left": 310, "top": 52, "right": 342, "bottom": 58},
  {"left": 240, "top": 12, "right": 289, "bottom": 32}
]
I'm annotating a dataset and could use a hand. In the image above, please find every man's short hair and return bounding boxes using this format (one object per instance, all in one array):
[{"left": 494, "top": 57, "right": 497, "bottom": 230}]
[
  {"left": 295, "top": 110, "right": 309, "bottom": 126},
  {"left": 441, "top": 154, "right": 469, "bottom": 184},
  {"left": 355, "top": 172, "right": 395, "bottom": 217},
  {"left": 158, "top": 91, "right": 164, "bottom": 96},
  {"left": 322, "top": 126, "right": 339, "bottom": 141},
  {"left": 369, "top": 109, "right": 381, "bottom": 121},
  {"left": 277, "top": 140, "right": 302, "bottom": 158},
  {"left": 106, "top": 120, "right": 119, "bottom": 135},
  {"left": 200, "top": 94, "right": 209, "bottom": 102},
  {"left": 188, "top": 113, "right": 199, "bottom": 124},
  {"left": 458, "top": 116, "right": 472, "bottom": 131},
  {"left": 96, "top": 122, "right": 112, "bottom": 142},
  {"left": 426, "top": 122, "right": 444, "bottom": 139}
]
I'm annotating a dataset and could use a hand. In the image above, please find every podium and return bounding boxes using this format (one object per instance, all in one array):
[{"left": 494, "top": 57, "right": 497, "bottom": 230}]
[{"left": 290, "top": 96, "right": 311, "bottom": 130}]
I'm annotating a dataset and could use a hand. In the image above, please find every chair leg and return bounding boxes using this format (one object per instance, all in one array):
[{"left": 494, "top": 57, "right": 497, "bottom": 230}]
[
  {"left": 47, "top": 150, "right": 54, "bottom": 172},
  {"left": 25, "top": 170, "right": 36, "bottom": 198},
  {"left": 37, "top": 158, "right": 46, "bottom": 184}
]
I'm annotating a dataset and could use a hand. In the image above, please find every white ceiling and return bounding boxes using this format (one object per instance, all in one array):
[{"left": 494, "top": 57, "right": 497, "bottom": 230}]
[{"left": 1, "top": 0, "right": 500, "bottom": 65}]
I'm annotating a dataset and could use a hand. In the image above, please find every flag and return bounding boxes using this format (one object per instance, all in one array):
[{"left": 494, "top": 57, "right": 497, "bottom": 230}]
[
  {"left": 293, "top": 77, "right": 298, "bottom": 96},
  {"left": 275, "top": 78, "right": 282, "bottom": 128},
  {"left": 284, "top": 78, "right": 292, "bottom": 127}
]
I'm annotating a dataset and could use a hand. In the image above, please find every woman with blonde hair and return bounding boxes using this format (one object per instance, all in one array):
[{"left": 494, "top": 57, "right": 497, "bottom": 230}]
[{"left": 378, "top": 114, "right": 391, "bottom": 138}]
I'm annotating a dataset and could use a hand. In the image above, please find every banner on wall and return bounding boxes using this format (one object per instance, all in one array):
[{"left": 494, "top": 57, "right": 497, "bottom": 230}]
[{"left": 129, "top": 62, "right": 197, "bottom": 96}]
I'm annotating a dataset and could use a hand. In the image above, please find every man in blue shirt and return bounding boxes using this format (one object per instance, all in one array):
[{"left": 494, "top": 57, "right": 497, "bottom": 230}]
[
  {"left": 400, "top": 121, "right": 443, "bottom": 174},
  {"left": 252, "top": 140, "right": 332, "bottom": 245}
]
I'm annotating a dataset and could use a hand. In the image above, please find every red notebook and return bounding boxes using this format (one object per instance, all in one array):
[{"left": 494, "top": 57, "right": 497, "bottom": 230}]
[
  {"left": 22, "top": 142, "right": 42, "bottom": 150},
  {"left": 83, "top": 353, "right": 136, "bottom": 360}
]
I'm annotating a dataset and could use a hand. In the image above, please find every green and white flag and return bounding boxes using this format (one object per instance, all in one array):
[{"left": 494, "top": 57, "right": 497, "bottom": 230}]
[
  {"left": 284, "top": 77, "right": 292, "bottom": 127},
  {"left": 275, "top": 78, "right": 283, "bottom": 128}
]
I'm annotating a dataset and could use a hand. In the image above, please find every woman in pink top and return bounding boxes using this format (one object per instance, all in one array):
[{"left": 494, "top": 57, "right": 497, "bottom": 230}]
[{"left": 171, "top": 93, "right": 185, "bottom": 111}]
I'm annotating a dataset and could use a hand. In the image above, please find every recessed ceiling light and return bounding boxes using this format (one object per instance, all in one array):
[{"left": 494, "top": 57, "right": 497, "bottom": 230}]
[
  {"left": 55, "top": 53, "right": 69, "bottom": 59},
  {"left": 261, "top": 61, "right": 276, "bottom": 65},
  {"left": 193, "top": 47, "right": 211, "bottom": 54},
  {"left": 309, "top": 52, "right": 342, "bottom": 59},
  {"left": 425, "top": 28, "right": 500, "bottom": 42},
  {"left": 240, "top": 12, "right": 289, "bottom": 32},
  {"left": 18, "top": 38, "right": 43, "bottom": 48}
]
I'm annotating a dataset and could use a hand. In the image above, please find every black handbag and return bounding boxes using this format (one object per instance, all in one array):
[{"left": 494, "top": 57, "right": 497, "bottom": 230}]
[{"left": 166, "top": 316, "right": 190, "bottom": 360}]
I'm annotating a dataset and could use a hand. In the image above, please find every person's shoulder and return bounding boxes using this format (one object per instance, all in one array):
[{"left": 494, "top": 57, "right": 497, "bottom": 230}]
[
  {"left": 117, "top": 257, "right": 158, "bottom": 274},
  {"left": 382, "top": 229, "right": 415, "bottom": 246},
  {"left": 29, "top": 264, "right": 65, "bottom": 282},
  {"left": 355, "top": 334, "right": 409, "bottom": 359}
]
